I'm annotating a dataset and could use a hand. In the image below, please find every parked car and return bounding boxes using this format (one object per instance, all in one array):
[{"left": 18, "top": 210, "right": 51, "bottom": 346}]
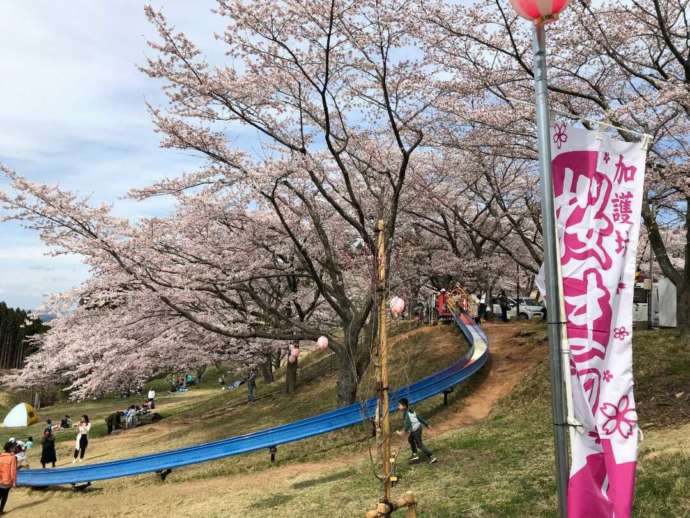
[{"left": 489, "top": 297, "right": 545, "bottom": 320}]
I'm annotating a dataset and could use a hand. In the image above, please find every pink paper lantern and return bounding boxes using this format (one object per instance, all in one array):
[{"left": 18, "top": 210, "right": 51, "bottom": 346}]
[
  {"left": 288, "top": 353, "right": 297, "bottom": 363},
  {"left": 508, "top": 0, "right": 571, "bottom": 22},
  {"left": 389, "top": 296, "right": 405, "bottom": 317},
  {"left": 317, "top": 336, "right": 329, "bottom": 351}
]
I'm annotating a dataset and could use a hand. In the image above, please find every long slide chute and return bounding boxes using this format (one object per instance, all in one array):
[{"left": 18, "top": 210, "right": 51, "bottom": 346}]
[{"left": 18, "top": 312, "right": 488, "bottom": 487}]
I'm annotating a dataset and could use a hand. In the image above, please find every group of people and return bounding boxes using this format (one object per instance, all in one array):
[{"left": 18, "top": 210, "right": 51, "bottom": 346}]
[
  {"left": 469, "top": 290, "right": 512, "bottom": 323},
  {"left": 123, "top": 402, "right": 153, "bottom": 428},
  {"left": 171, "top": 374, "right": 196, "bottom": 393},
  {"left": 2, "top": 438, "right": 32, "bottom": 471},
  {"left": 39, "top": 415, "right": 92, "bottom": 468},
  {"left": 0, "top": 415, "right": 91, "bottom": 514},
  {"left": 105, "top": 392, "right": 159, "bottom": 435}
]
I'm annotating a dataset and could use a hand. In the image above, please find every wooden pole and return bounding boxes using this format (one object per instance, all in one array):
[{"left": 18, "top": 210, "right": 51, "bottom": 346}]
[
  {"left": 375, "top": 219, "right": 393, "bottom": 508},
  {"left": 367, "top": 221, "right": 418, "bottom": 518}
]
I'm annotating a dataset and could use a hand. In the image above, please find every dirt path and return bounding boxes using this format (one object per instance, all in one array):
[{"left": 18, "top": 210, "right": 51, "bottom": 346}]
[{"left": 432, "top": 322, "right": 547, "bottom": 434}]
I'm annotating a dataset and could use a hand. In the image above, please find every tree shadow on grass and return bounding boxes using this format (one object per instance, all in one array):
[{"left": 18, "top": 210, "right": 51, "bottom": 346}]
[
  {"left": 7, "top": 496, "right": 51, "bottom": 514},
  {"left": 249, "top": 493, "right": 295, "bottom": 510},
  {"left": 291, "top": 468, "right": 355, "bottom": 490}
]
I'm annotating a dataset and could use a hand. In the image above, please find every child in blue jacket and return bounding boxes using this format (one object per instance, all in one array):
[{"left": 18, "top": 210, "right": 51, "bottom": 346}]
[{"left": 397, "top": 398, "right": 437, "bottom": 463}]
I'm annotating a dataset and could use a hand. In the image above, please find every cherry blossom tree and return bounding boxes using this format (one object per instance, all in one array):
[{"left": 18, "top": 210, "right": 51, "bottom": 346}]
[
  {"left": 420, "top": 0, "right": 690, "bottom": 331},
  {"left": 1, "top": 1, "right": 442, "bottom": 404}
]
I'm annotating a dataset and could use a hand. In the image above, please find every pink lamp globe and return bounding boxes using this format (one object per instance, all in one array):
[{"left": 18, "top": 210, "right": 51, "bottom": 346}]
[
  {"left": 508, "top": 0, "right": 571, "bottom": 22},
  {"left": 317, "top": 336, "right": 329, "bottom": 351}
]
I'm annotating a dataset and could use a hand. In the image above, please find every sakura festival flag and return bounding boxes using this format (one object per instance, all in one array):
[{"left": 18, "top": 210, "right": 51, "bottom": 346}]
[{"left": 550, "top": 124, "right": 646, "bottom": 517}]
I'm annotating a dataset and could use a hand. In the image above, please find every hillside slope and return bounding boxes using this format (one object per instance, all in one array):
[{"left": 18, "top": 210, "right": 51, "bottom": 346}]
[{"left": 2, "top": 323, "right": 689, "bottom": 517}]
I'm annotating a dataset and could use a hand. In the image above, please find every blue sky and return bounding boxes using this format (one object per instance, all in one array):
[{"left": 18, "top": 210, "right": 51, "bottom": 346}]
[{"left": 0, "top": 1, "right": 227, "bottom": 310}]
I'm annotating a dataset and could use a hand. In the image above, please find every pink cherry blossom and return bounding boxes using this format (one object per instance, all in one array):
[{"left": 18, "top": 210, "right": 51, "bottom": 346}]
[{"left": 600, "top": 395, "right": 638, "bottom": 439}]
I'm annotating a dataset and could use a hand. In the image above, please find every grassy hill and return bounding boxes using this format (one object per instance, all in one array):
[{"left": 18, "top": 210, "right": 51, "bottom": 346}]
[{"left": 1, "top": 323, "right": 689, "bottom": 517}]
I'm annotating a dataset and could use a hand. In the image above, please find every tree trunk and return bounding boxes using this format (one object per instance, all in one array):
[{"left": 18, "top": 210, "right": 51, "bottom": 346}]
[
  {"left": 335, "top": 344, "right": 371, "bottom": 406},
  {"left": 336, "top": 355, "right": 358, "bottom": 405},
  {"left": 195, "top": 366, "right": 206, "bottom": 383},
  {"left": 285, "top": 360, "right": 298, "bottom": 394},
  {"left": 261, "top": 353, "right": 274, "bottom": 383},
  {"left": 676, "top": 282, "right": 690, "bottom": 340}
]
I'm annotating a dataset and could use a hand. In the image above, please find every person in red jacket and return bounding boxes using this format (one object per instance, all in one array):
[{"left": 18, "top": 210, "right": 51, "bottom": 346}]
[{"left": 0, "top": 441, "right": 18, "bottom": 515}]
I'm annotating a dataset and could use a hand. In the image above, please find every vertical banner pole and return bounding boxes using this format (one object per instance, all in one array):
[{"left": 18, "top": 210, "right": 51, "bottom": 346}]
[
  {"left": 648, "top": 230, "right": 654, "bottom": 329},
  {"left": 532, "top": 22, "right": 569, "bottom": 517}
]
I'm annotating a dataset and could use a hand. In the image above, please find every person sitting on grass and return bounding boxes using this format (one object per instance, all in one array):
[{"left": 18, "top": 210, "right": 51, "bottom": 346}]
[
  {"left": 60, "top": 415, "right": 72, "bottom": 429},
  {"left": 395, "top": 398, "right": 437, "bottom": 464}
]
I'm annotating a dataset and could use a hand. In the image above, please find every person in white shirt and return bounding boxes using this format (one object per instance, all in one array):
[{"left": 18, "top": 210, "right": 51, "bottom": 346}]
[
  {"left": 72, "top": 415, "right": 91, "bottom": 463},
  {"left": 147, "top": 389, "right": 156, "bottom": 409}
]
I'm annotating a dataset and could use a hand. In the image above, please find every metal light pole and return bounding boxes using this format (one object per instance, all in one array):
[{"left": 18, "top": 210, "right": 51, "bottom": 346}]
[
  {"left": 647, "top": 236, "right": 654, "bottom": 329},
  {"left": 532, "top": 21, "right": 570, "bottom": 517},
  {"left": 516, "top": 264, "right": 521, "bottom": 317}
]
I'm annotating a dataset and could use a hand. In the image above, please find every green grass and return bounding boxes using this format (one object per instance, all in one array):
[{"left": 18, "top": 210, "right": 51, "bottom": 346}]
[
  {"left": 2, "top": 323, "right": 689, "bottom": 517},
  {"left": 300, "top": 326, "right": 690, "bottom": 517}
]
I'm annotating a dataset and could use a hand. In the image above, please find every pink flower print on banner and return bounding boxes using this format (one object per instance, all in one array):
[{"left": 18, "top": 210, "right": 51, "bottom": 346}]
[
  {"left": 587, "top": 430, "right": 602, "bottom": 445},
  {"left": 603, "top": 370, "right": 614, "bottom": 382},
  {"left": 614, "top": 155, "right": 637, "bottom": 184},
  {"left": 552, "top": 151, "right": 614, "bottom": 270},
  {"left": 553, "top": 123, "right": 568, "bottom": 149},
  {"left": 613, "top": 327, "right": 630, "bottom": 341},
  {"left": 601, "top": 395, "right": 637, "bottom": 439}
]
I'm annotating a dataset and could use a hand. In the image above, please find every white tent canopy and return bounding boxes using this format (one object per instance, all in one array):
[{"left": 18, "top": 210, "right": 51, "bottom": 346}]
[
  {"left": 657, "top": 276, "right": 677, "bottom": 327},
  {"left": 2, "top": 402, "right": 39, "bottom": 428}
]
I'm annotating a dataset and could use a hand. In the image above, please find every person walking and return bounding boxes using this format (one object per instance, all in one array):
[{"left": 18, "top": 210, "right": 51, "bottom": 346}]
[
  {"left": 499, "top": 290, "right": 510, "bottom": 322},
  {"left": 40, "top": 426, "right": 57, "bottom": 469},
  {"left": 73, "top": 415, "right": 91, "bottom": 463},
  {"left": 396, "top": 398, "right": 437, "bottom": 464},
  {"left": 477, "top": 292, "right": 487, "bottom": 324},
  {"left": 246, "top": 368, "right": 257, "bottom": 402},
  {"left": 0, "top": 442, "right": 17, "bottom": 515}
]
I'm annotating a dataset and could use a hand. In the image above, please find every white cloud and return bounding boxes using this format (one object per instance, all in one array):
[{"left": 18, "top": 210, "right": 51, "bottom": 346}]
[{"left": 0, "top": 0, "right": 228, "bottom": 309}]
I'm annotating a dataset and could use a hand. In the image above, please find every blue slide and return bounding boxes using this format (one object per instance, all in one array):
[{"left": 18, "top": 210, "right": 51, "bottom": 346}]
[{"left": 18, "top": 312, "right": 488, "bottom": 487}]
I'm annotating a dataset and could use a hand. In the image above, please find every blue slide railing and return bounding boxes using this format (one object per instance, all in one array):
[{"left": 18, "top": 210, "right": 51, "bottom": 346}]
[{"left": 18, "top": 312, "right": 488, "bottom": 486}]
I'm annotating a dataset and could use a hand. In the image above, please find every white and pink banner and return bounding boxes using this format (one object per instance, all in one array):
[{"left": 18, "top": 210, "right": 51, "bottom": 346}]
[{"left": 550, "top": 124, "right": 646, "bottom": 517}]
